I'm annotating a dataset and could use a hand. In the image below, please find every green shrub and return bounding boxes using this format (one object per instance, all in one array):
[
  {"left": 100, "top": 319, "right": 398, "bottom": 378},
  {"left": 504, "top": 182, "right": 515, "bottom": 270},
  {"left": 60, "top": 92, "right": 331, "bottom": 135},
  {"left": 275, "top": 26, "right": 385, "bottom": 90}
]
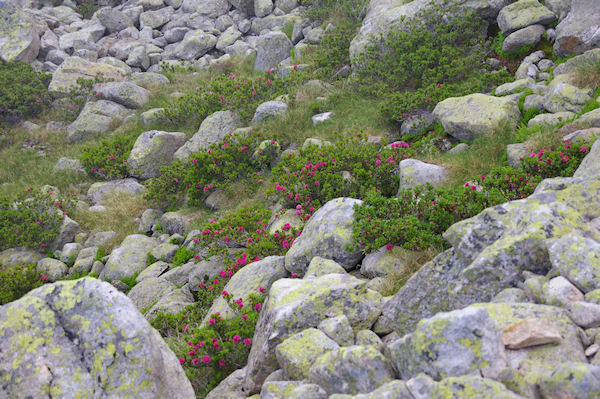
[
  {"left": 0, "top": 61, "right": 51, "bottom": 125},
  {"left": 189, "top": 205, "right": 300, "bottom": 267},
  {"left": 0, "top": 263, "right": 45, "bottom": 305},
  {"left": 352, "top": 185, "right": 506, "bottom": 253},
  {"left": 491, "top": 31, "right": 537, "bottom": 60},
  {"left": 162, "top": 70, "right": 305, "bottom": 127},
  {"left": 172, "top": 247, "right": 195, "bottom": 267},
  {"left": 119, "top": 271, "right": 139, "bottom": 291},
  {"left": 79, "top": 131, "right": 139, "bottom": 179},
  {"left": 59, "top": 77, "right": 105, "bottom": 123},
  {"left": 145, "top": 131, "right": 278, "bottom": 207},
  {"left": 269, "top": 135, "right": 414, "bottom": 211},
  {"left": 310, "top": 19, "right": 359, "bottom": 80},
  {"left": 0, "top": 191, "right": 66, "bottom": 251},
  {"left": 75, "top": 0, "right": 100, "bottom": 19},
  {"left": 521, "top": 140, "right": 591, "bottom": 179},
  {"left": 480, "top": 167, "right": 542, "bottom": 201},
  {"left": 356, "top": 2, "right": 510, "bottom": 124},
  {"left": 299, "top": 0, "right": 369, "bottom": 22},
  {"left": 147, "top": 252, "right": 159, "bottom": 266}
]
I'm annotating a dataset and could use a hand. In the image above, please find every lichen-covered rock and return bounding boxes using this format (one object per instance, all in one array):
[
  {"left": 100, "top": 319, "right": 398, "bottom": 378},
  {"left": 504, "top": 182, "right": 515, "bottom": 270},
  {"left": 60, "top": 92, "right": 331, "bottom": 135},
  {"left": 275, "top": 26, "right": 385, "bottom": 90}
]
[
  {"left": 544, "top": 76, "right": 592, "bottom": 113},
  {"left": 99, "top": 234, "right": 158, "bottom": 281},
  {"left": 260, "top": 381, "right": 327, "bottom": 399},
  {"left": 49, "top": 56, "right": 126, "bottom": 95},
  {"left": 548, "top": 232, "right": 600, "bottom": 293},
  {"left": 53, "top": 157, "right": 85, "bottom": 174},
  {"left": 0, "top": 247, "right": 42, "bottom": 268},
  {"left": 36, "top": 258, "right": 68, "bottom": 282},
  {"left": 128, "top": 72, "right": 170, "bottom": 88},
  {"left": 398, "top": 159, "right": 448, "bottom": 191},
  {"left": 389, "top": 306, "right": 507, "bottom": 380},
  {"left": 304, "top": 256, "right": 347, "bottom": 278},
  {"left": 144, "top": 284, "right": 195, "bottom": 320},
  {"left": 543, "top": 276, "right": 584, "bottom": 307},
  {"left": 554, "top": 0, "right": 600, "bottom": 56},
  {"left": 501, "top": 318, "right": 562, "bottom": 349},
  {"left": 492, "top": 288, "right": 530, "bottom": 303},
  {"left": 495, "top": 78, "right": 535, "bottom": 96},
  {"left": 167, "top": 29, "right": 216, "bottom": 61},
  {"left": 0, "top": 278, "right": 194, "bottom": 398},
  {"left": 275, "top": 328, "right": 340, "bottom": 379},
  {"left": 527, "top": 111, "right": 575, "bottom": 127},
  {"left": 66, "top": 100, "right": 133, "bottom": 143},
  {"left": 430, "top": 376, "right": 522, "bottom": 398},
  {"left": 60, "top": 243, "right": 81, "bottom": 265},
  {"left": 268, "top": 209, "right": 303, "bottom": 234},
  {"left": 181, "top": 0, "right": 229, "bottom": 17},
  {"left": 72, "top": 246, "right": 98, "bottom": 276},
  {"left": 433, "top": 94, "right": 521, "bottom": 141},
  {"left": 569, "top": 301, "right": 600, "bottom": 328},
  {"left": 150, "top": 243, "right": 179, "bottom": 263},
  {"left": 136, "top": 261, "right": 170, "bottom": 283},
  {"left": 96, "top": 7, "right": 133, "bottom": 34},
  {"left": 52, "top": 215, "right": 82, "bottom": 251},
  {"left": 0, "top": 1, "right": 39, "bottom": 63},
  {"left": 502, "top": 25, "right": 546, "bottom": 53},
  {"left": 140, "top": 7, "right": 173, "bottom": 29},
  {"left": 375, "top": 155, "right": 600, "bottom": 335},
  {"left": 202, "top": 256, "right": 287, "bottom": 323},
  {"left": 128, "top": 277, "right": 175, "bottom": 312},
  {"left": 318, "top": 315, "right": 355, "bottom": 346},
  {"left": 285, "top": 197, "right": 364, "bottom": 276},
  {"left": 497, "top": 0, "right": 556, "bottom": 34},
  {"left": 128, "top": 130, "right": 187, "bottom": 179},
  {"left": 308, "top": 345, "right": 395, "bottom": 395},
  {"left": 254, "top": 31, "right": 292, "bottom": 72},
  {"left": 243, "top": 273, "right": 383, "bottom": 393},
  {"left": 159, "top": 212, "right": 189, "bottom": 235},
  {"left": 539, "top": 362, "right": 600, "bottom": 398},
  {"left": 174, "top": 110, "right": 241, "bottom": 161},
  {"left": 360, "top": 246, "right": 412, "bottom": 279},
  {"left": 87, "top": 178, "right": 146, "bottom": 205},
  {"left": 206, "top": 367, "right": 247, "bottom": 399},
  {"left": 93, "top": 82, "right": 150, "bottom": 109},
  {"left": 252, "top": 100, "right": 288, "bottom": 123},
  {"left": 255, "top": 0, "right": 273, "bottom": 17}
]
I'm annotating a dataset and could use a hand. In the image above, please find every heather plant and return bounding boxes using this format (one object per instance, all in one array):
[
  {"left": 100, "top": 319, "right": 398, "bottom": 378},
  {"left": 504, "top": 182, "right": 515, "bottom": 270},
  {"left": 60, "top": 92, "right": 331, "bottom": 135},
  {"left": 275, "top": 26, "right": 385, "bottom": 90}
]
[
  {"left": 0, "top": 263, "right": 46, "bottom": 305},
  {"left": 188, "top": 205, "right": 300, "bottom": 267},
  {"left": 0, "top": 190, "right": 66, "bottom": 251},
  {"left": 269, "top": 135, "right": 414, "bottom": 211},
  {"left": 356, "top": 2, "right": 510, "bottom": 124},
  {"left": 79, "top": 130, "right": 140, "bottom": 179},
  {"left": 521, "top": 140, "right": 591, "bottom": 179},
  {"left": 162, "top": 70, "right": 305, "bottom": 127},
  {"left": 352, "top": 185, "right": 506, "bottom": 253},
  {"left": 0, "top": 61, "right": 51, "bottom": 125},
  {"left": 145, "top": 132, "right": 278, "bottom": 207},
  {"left": 479, "top": 167, "right": 542, "bottom": 201},
  {"left": 152, "top": 287, "right": 266, "bottom": 396}
]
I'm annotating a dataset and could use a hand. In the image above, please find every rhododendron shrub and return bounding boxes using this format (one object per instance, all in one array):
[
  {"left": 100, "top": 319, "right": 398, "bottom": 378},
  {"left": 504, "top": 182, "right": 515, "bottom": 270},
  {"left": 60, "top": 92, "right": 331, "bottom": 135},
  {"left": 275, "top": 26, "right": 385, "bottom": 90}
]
[
  {"left": 520, "top": 141, "right": 590, "bottom": 179},
  {"left": 145, "top": 132, "right": 278, "bottom": 207},
  {"left": 270, "top": 135, "right": 414, "bottom": 211}
]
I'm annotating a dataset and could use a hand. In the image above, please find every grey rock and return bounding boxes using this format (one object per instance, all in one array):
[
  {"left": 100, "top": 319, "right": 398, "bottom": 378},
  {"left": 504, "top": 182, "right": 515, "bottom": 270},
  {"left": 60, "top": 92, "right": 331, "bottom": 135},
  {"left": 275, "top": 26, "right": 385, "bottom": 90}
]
[
  {"left": 304, "top": 256, "right": 347, "bottom": 278},
  {"left": 60, "top": 243, "right": 81, "bottom": 265},
  {"left": 36, "top": 258, "right": 68, "bottom": 282},
  {"left": 492, "top": 287, "right": 530, "bottom": 303},
  {"left": 53, "top": 157, "right": 85, "bottom": 174},
  {"left": 254, "top": 0, "right": 273, "bottom": 17},
  {"left": 254, "top": 31, "right": 292, "bottom": 72},
  {"left": 0, "top": 247, "right": 42, "bottom": 268},
  {"left": 252, "top": 100, "right": 287, "bottom": 123},
  {"left": 549, "top": 232, "right": 600, "bottom": 293},
  {"left": 406, "top": 374, "right": 436, "bottom": 399},
  {"left": 318, "top": 315, "right": 355, "bottom": 346},
  {"left": 0, "top": 3, "right": 40, "bottom": 63},
  {"left": 128, "top": 277, "right": 175, "bottom": 311},
  {"left": 544, "top": 275, "right": 585, "bottom": 308},
  {"left": 528, "top": 111, "right": 575, "bottom": 127},
  {"left": 398, "top": 159, "right": 448, "bottom": 191},
  {"left": 174, "top": 110, "right": 241, "bottom": 161},
  {"left": 128, "top": 130, "right": 187, "bottom": 178},
  {"left": 96, "top": 7, "right": 133, "bottom": 33},
  {"left": 260, "top": 381, "right": 327, "bottom": 399},
  {"left": 506, "top": 142, "right": 529, "bottom": 168},
  {"left": 87, "top": 178, "right": 146, "bottom": 205},
  {"left": 431, "top": 376, "right": 522, "bottom": 398},
  {"left": 66, "top": 100, "right": 133, "bottom": 143},
  {"left": 159, "top": 212, "right": 189, "bottom": 235},
  {"left": 400, "top": 112, "right": 434, "bottom": 136},
  {"left": 554, "top": 0, "right": 600, "bottom": 56},
  {"left": 285, "top": 197, "right": 364, "bottom": 276},
  {"left": 497, "top": 0, "right": 556, "bottom": 34},
  {"left": 539, "top": 362, "right": 600, "bottom": 398},
  {"left": 181, "top": 0, "right": 230, "bottom": 17},
  {"left": 570, "top": 301, "right": 600, "bottom": 328},
  {"left": 93, "top": 82, "right": 150, "bottom": 109},
  {"left": 99, "top": 234, "right": 158, "bottom": 281}
]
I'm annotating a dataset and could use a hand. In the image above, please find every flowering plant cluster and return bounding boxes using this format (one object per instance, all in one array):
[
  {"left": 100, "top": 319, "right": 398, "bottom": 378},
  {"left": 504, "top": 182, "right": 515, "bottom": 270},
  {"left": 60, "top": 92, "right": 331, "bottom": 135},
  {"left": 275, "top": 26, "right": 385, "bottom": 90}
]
[
  {"left": 479, "top": 167, "right": 542, "bottom": 201},
  {"left": 60, "top": 76, "right": 105, "bottom": 123},
  {"left": 162, "top": 70, "right": 306, "bottom": 126},
  {"left": 75, "top": 0, "right": 99, "bottom": 19},
  {"left": 145, "top": 132, "right": 278, "bottom": 207},
  {"left": 0, "top": 189, "right": 67, "bottom": 251},
  {"left": 79, "top": 132, "right": 137, "bottom": 179},
  {"left": 520, "top": 140, "right": 590, "bottom": 179},
  {"left": 270, "top": 135, "right": 414, "bottom": 211},
  {"left": 0, "top": 263, "right": 46, "bottom": 305},
  {"left": 152, "top": 285, "right": 265, "bottom": 395},
  {"left": 352, "top": 185, "right": 506, "bottom": 253},
  {"left": 189, "top": 205, "right": 300, "bottom": 267},
  {"left": 0, "top": 61, "right": 51, "bottom": 125}
]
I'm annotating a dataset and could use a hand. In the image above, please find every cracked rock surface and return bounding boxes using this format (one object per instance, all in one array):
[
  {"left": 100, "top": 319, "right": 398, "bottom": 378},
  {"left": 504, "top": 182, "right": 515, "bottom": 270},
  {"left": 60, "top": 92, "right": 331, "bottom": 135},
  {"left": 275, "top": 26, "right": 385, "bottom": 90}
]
[{"left": 0, "top": 277, "right": 194, "bottom": 399}]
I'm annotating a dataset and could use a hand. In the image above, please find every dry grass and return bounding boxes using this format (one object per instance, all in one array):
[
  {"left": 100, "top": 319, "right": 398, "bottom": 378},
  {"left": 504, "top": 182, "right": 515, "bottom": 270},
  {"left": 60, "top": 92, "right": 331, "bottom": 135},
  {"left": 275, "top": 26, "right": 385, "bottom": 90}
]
[
  {"left": 571, "top": 58, "right": 600, "bottom": 92},
  {"left": 377, "top": 247, "right": 440, "bottom": 296},
  {"left": 72, "top": 192, "right": 149, "bottom": 251}
]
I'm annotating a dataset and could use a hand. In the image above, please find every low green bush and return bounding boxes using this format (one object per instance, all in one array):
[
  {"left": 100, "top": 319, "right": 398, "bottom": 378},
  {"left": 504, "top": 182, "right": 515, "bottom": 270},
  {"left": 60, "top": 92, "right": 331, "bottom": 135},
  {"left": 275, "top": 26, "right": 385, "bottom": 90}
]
[
  {"left": 269, "top": 135, "right": 414, "bottom": 211},
  {"left": 479, "top": 167, "right": 542, "bottom": 201},
  {"left": 356, "top": 1, "right": 510, "bottom": 124},
  {"left": 145, "top": 131, "right": 278, "bottom": 207},
  {"left": 0, "top": 191, "right": 65, "bottom": 251},
  {"left": 0, "top": 263, "right": 45, "bottom": 305},
  {"left": 299, "top": 0, "right": 369, "bottom": 22},
  {"left": 172, "top": 247, "right": 195, "bottom": 267},
  {"left": 59, "top": 77, "right": 105, "bottom": 123},
  {"left": 162, "top": 71, "right": 305, "bottom": 127},
  {"left": 79, "top": 131, "right": 140, "bottom": 179},
  {"left": 352, "top": 185, "right": 506, "bottom": 253},
  {"left": 310, "top": 19, "right": 359, "bottom": 80},
  {"left": 75, "top": 0, "right": 100, "bottom": 19},
  {"left": 0, "top": 61, "right": 51, "bottom": 125}
]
